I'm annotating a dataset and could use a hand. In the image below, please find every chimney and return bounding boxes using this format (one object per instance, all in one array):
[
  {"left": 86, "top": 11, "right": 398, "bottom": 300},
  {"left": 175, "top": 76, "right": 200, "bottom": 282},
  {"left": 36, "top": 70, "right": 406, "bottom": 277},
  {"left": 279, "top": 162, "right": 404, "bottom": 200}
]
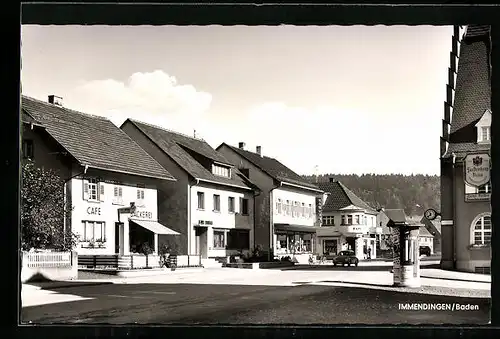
[
  {"left": 238, "top": 142, "right": 246, "bottom": 150},
  {"left": 256, "top": 146, "right": 262, "bottom": 156},
  {"left": 329, "top": 177, "right": 335, "bottom": 183},
  {"left": 48, "top": 95, "right": 63, "bottom": 106}
]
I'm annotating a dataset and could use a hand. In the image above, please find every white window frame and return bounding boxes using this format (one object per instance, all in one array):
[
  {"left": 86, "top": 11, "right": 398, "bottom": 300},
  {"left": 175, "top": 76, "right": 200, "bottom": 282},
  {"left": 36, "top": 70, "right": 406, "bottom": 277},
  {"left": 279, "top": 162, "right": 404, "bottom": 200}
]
[
  {"left": 197, "top": 191, "right": 205, "bottom": 210},
  {"left": 113, "top": 185, "right": 124, "bottom": 205},
  {"left": 213, "top": 230, "right": 225, "bottom": 249},
  {"left": 212, "top": 164, "right": 231, "bottom": 178},
  {"left": 136, "top": 188, "right": 145, "bottom": 207},
  {"left": 276, "top": 198, "right": 282, "bottom": 215},
  {"left": 480, "top": 126, "right": 490, "bottom": 142},
  {"left": 228, "top": 196, "right": 235, "bottom": 213},
  {"left": 88, "top": 178, "right": 99, "bottom": 202},
  {"left": 470, "top": 212, "right": 492, "bottom": 247},
  {"left": 322, "top": 216, "right": 334, "bottom": 226},
  {"left": 240, "top": 197, "right": 249, "bottom": 215},
  {"left": 82, "top": 221, "right": 106, "bottom": 243},
  {"left": 465, "top": 181, "right": 491, "bottom": 194},
  {"left": 213, "top": 194, "right": 221, "bottom": 212},
  {"left": 347, "top": 215, "right": 353, "bottom": 225}
]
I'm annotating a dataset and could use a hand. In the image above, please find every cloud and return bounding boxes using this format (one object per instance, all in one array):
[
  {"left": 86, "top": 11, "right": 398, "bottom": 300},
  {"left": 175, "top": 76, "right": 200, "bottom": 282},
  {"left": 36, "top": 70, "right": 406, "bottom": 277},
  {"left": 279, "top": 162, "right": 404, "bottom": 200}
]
[{"left": 65, "top": 70, "right": 213, "bottom": 133}]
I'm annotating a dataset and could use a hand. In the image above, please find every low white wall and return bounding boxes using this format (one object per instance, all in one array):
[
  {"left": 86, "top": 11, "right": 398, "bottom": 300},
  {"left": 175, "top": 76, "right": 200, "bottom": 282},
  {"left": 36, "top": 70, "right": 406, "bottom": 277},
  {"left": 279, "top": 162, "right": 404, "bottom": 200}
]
[{"left": 21, "top": 251, "right": 78, "bottom": 282}]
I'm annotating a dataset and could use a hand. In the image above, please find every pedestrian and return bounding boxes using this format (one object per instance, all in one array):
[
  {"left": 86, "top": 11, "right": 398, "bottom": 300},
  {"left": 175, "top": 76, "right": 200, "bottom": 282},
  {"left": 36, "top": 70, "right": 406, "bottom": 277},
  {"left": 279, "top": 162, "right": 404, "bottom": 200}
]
[{"left": 367, "top": 246, "right": 372, "bottom": 260}]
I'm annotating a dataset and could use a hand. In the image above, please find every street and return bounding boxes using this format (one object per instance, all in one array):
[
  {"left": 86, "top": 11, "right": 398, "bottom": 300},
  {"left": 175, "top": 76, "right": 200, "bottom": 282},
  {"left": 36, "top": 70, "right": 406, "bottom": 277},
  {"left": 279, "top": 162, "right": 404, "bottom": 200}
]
[{"left": 22, "top": 265, "right": 490, "bottom": 325}]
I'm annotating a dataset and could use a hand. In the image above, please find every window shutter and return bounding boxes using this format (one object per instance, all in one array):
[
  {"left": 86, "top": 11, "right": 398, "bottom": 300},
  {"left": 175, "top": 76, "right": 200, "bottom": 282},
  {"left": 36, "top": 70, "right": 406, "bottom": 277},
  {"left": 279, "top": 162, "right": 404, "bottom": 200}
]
[
  {"left": 141, "top": 190, "right": 145, "bottom": 200},
  {"left": 82, "top": 179, "right": 89, "bottom": 201},
  {"left": 99, "top": 183, "right": 105, "bottom": 202},
  {"left": 114, "top": 187, "right": 118, "bottom": 197},
  {"left": 137, "top": 190, "right": 141, "bottom": 200},
  {"left": 118, "top": 187, "right": 123, "bottom": 197}
]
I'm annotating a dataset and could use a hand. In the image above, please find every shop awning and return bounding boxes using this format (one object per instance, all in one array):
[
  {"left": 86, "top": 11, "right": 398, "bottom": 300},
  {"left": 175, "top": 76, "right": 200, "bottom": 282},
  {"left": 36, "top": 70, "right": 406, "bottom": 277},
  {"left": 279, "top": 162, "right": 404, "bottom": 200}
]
[
  {"left": 130, "top": 219, "right": 180, "bottom": 235},
  {"left": 274, "top": 223, "right": 319, "bottom": 233}
]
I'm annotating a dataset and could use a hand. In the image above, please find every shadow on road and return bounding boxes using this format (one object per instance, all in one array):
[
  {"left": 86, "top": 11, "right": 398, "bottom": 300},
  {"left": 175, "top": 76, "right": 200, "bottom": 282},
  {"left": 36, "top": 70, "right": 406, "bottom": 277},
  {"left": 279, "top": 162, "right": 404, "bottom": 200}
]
[
  {"left": 21, "top": 282, "right": 490, "bottom": 325},
  {"left": 276, "top": 262, "right": 440, "bottom": 272}
]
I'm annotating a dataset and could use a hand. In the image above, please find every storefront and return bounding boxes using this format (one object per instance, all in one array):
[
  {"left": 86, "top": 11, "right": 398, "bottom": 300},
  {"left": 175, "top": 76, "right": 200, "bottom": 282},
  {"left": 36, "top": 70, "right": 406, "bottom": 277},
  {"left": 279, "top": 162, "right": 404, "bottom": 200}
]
[{"left": 274, "top": 223, "right": 317, "bottom": 262}]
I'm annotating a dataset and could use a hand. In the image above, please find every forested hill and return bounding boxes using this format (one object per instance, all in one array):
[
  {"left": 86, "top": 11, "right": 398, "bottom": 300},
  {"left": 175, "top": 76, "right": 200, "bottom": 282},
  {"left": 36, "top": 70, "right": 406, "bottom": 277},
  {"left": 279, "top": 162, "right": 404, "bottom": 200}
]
[{"left": 303, "top": 174, "right": 440, "bottom": 217}]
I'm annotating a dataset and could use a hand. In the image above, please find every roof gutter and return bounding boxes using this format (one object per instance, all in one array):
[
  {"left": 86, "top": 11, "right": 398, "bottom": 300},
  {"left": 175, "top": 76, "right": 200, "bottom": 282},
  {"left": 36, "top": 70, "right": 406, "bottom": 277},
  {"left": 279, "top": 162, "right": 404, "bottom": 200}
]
[
  {"left": 84, "top": 164, "right": 176, "bottom": 181},
  {"left": 196, "top": 178, "right": 253, "bottom": 191},
  {"left": 281, "top": 181, "right": 323, "bottom": 193}
]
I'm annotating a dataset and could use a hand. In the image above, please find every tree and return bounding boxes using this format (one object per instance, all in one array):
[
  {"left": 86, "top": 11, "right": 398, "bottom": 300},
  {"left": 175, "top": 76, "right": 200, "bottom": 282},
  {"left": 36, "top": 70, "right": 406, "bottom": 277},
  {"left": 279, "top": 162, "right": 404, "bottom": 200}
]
[{"left": 21, "top": 160, "right": 78, "bottom": 251}]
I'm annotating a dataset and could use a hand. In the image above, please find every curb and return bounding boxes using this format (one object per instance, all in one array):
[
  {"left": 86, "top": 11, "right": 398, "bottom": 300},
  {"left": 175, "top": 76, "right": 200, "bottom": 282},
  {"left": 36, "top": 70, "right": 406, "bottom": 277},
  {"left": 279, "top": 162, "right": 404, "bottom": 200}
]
[
  {"left": 420, "top": 275, "right": 490, "bottom": 284},
  {"left": 27, "top": 281, "right": 114, "bottom": 290}
]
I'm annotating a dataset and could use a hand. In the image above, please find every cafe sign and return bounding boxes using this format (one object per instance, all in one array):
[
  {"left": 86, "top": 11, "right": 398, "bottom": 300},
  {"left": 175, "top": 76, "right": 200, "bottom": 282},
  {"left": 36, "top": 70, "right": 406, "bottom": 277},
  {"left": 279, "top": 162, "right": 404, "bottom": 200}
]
[{"left": 464, "top": 153, "right": 490, "bottom": 187}]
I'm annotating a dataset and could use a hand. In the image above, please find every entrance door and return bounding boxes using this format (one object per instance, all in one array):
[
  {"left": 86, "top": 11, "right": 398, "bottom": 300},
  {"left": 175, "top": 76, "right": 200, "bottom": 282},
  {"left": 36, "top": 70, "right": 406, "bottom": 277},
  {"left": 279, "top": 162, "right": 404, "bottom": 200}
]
[
  {"left": 195, "top": 227, "right": 208, "bottom": 258},
  {"left": 115, "top": 222, "right": 124, "bottom": 255},
  {"left": 346, "top": 237, "right": 356, "bottom": 251}
]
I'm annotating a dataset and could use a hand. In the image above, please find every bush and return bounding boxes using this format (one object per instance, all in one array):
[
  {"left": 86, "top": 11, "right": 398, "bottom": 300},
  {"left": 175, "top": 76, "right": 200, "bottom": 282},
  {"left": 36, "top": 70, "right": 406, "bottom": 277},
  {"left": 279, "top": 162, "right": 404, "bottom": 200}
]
[{"left": 281, "top": 256, "right": 292, "bottom": 262}]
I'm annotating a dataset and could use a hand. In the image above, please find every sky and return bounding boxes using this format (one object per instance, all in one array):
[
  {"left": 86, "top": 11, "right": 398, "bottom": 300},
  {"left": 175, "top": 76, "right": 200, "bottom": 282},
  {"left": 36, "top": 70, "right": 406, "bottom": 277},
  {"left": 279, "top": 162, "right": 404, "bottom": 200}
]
[{"left": 21, "top": 25, "right": 453, "bottom": 176}]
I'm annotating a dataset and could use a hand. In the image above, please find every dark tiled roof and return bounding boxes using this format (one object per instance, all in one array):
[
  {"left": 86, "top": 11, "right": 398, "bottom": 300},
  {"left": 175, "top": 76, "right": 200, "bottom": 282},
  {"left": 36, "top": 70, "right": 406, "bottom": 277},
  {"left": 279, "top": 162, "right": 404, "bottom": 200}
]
[
  {"left": 127, "top": 120, "right": 252, "bottom": 189},
  {"left": 418, "top": 225, "right": 433, "bottom": 238},
  {"left": 465, "top": 25, "right": 490, "bottom": 39},
  {"left": 220, "top": 143, "right": 321, "bottom": 190},
  {"left": 443, "top": 142, "right": 490, "bottom": 159},
  {"left": 22, "top": 110, "right": 43, "bottom": 126},
  {"left": 450, "top": 26, "right": 490, "bottom": 135},
  {"left": 317, "top": 181, "right": 377, "bottom": 213},
  {"left": 22, "top": 96, "right": 175, "bottom": 180},
  {"left": 377, "top": 211, "right": 392, "bottom": 234}
]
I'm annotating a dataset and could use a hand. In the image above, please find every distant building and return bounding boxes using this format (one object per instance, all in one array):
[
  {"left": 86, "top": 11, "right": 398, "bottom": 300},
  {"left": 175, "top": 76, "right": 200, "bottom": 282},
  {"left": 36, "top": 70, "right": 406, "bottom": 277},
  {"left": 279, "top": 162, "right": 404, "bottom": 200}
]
[
  {"left": 440, "top": 25, "right": 491, "bottom": 273},
  {"left": 376, "top": 209, "right": 393, "bottom": 250},
  {"left": 217, "top": 142, "right": 323, "bottom": 263},
  {"left": 418, "top": 226, "right": 435, "bottom": 254},
  {"left": 316, "top": 179, "right": 381, "bottom": 260}
]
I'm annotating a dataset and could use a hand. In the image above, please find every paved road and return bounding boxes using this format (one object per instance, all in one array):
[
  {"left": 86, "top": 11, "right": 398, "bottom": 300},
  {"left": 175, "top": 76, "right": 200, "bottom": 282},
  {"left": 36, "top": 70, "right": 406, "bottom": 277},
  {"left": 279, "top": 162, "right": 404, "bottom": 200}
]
[{"left": 22, "top": 282, "right": 489, "bottom": 325}]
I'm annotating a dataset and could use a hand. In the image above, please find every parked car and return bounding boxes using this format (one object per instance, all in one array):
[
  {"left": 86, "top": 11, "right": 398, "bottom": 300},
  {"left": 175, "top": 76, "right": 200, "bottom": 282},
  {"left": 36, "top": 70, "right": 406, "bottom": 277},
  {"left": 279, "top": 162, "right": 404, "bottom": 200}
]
[
  {"left": 419, "top": 246, "right": 431, "bottom": 256},
  {"left": 333, "top": 250, "right": 359, "bottom": 267}
]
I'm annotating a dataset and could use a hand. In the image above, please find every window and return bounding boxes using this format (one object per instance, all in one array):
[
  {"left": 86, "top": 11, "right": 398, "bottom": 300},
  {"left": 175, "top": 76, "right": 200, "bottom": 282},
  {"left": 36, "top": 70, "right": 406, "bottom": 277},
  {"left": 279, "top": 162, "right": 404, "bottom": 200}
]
[
  {"left": 472, "top": 214, "right": 491, "bottom": 246},
  {"left": 213, "top": 194, "right": 221, "bottom": 212},
  {"left": 227, "top": 229, "right": 250, "bottom": 250},
  {"left": 364, "top": 216, "right": 368, "bottom": 225},
  {"left": 347, "top": 215, "right": 353, "bottom": 225},
  {"left": 212, "top": 164, "right": 231, "bottom": 178},
  {"left": 341, "top": 215, "right": 346, "bottom": 225},
  {"left": 240, "top": 198, "right": 249, "bottom": 215},
  {"left": 355, "top": 215, "right": 360, "bottom": 225},
  {"left": 480, "top": 126, "right": 490, "bottom": 142},
  {"left": 82, "top": 221, "right": 106, "bottom": 242},
  {"left": 286, "top": 200, "right": 291, "bottom": 216},
  {"left": 213, "top": 230, "right": 225, "bottom": 249},
  {"left": 308, "top": 204, "right": 313, "bottom": 218},
  {"left": 466, "top": 181, "right": 491, "bottom": 194},
  {"left": 322, "top": 216, "right": 334, "bottom": 226},
  {"left": 136, "top": 188, "right": 145, "bottom": 206},
  {"left": 113, "top": 186, "right": 123, "bottom": 205},
  {"left": 301, "top": 203, "right": 306, "bottom": 217},
  {"left": 276, "top": 198, "right": 282, "bottom": 214},
  {"left": 22, "top": 139, "right": 34, "bottom": 159},
  {"left": 197, "top": 192, "right": 205, "bottom": 210},
  {"left": 228, "top": 197, "right": 235, "bottom": 213}
]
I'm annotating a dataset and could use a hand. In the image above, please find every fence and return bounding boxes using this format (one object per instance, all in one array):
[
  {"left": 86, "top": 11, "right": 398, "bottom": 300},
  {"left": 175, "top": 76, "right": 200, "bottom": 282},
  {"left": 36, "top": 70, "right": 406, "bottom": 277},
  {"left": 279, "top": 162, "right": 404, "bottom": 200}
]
[
  {"left": 21, "top": 251, "right": 77, "bottom": 282},
  {"left": 78, "top": 254, "right": 202, "bottom": 270}
]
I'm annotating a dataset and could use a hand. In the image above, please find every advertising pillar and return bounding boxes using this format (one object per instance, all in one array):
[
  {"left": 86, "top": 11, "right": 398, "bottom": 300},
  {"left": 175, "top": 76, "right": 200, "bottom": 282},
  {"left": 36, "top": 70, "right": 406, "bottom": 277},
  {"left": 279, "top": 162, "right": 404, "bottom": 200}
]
[{"left": 386, "top": 209, "right": 421, "bottom": 288}]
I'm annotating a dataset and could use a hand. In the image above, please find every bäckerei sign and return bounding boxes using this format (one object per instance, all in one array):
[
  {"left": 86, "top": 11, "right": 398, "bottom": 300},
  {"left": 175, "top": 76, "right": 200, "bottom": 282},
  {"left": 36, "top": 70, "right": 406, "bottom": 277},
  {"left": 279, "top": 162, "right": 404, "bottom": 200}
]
[{"left": 464, "top": 153, "right": 490, "bottom": 187}]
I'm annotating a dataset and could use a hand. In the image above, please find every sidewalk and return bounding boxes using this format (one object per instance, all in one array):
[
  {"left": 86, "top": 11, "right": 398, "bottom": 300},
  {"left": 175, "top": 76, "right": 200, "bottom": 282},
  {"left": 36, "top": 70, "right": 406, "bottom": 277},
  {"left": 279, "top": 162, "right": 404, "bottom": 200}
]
[{"left": 420, "top": 268, "right": 491, "bottom": 283}]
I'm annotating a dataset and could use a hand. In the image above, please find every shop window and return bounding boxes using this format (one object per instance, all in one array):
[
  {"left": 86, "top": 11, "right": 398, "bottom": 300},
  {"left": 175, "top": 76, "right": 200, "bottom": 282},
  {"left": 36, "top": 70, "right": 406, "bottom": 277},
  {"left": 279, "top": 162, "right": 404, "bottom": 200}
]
[
  {"left": 227, "top": 229, "right": 249, "bottom": 249},
  {"left": 213, "top": 230, "right": 225, "bottom": 249},
  {"left": 82, "top": 221, "right": 106, "bottom": 242}
]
